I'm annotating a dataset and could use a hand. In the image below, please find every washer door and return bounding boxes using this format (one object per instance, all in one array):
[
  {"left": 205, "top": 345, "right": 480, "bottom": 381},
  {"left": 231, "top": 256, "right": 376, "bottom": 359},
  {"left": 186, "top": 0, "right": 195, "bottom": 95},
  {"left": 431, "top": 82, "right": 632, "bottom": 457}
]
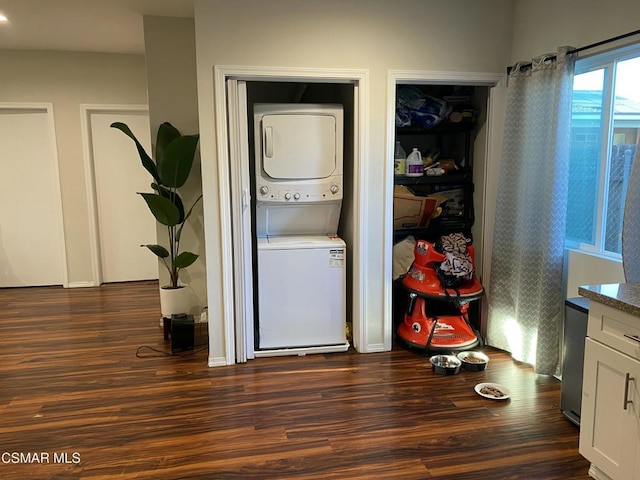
[{"left": 261, "top": 113, "right": 336, "bottom": 180}]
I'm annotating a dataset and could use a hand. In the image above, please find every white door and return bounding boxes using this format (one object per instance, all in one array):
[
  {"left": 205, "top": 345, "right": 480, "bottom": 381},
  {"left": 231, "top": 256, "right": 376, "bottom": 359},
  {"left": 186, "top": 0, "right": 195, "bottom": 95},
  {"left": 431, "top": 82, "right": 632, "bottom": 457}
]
[
  {"left": 226, "top": 80, "right": 255, "bottom": 362},
  {"left": 0, "top": 105, "right": 66, "bottom": 287},
  {"left": 87, "top": 109, "right": 158, "bottom": 283}
]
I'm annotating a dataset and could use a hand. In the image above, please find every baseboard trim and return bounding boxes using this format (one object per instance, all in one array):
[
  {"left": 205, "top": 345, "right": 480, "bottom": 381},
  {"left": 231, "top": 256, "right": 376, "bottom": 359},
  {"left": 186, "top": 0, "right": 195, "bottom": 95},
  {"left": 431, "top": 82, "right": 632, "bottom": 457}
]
[
  {"left": 254, "top": 342, "right": 350, "bottom": 358},
  {"left": 362, "top": 343, "right": 386, "bottom": 353},
  {"left": 208, "top": 356, "right": 228, "bottom": 367},
  {"left": 588, "top": 464, "right": 613, "bottom": 480},
  {"left": 67, "top": 281, "right": 97, "bottom": 288}
]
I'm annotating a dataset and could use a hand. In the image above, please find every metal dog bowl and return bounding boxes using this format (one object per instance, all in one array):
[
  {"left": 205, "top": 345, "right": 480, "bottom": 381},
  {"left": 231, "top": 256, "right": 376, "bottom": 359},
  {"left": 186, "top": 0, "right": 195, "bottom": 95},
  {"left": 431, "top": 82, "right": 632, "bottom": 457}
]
[
  {"left": 429, "top": 354, "right": 461, "bottom": 375},
  {"left": 457, "top": 351, "right": 489, "bottom": 371}
]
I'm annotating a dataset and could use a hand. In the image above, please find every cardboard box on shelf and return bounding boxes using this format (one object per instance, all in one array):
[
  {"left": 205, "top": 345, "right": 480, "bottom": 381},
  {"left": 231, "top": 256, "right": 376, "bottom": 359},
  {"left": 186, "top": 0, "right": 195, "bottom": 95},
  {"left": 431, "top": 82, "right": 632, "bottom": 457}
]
[
  {"left": 432, "top": 185, "right": 464, "bottom": 218},
  {"left": 393, "top": 185, "right": 439, "bottom": 230}
]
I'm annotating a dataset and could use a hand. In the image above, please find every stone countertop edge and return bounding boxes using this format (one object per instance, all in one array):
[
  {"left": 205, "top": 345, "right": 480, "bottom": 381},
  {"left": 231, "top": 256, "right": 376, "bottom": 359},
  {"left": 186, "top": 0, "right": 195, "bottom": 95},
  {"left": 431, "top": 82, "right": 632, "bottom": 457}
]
[{"left": 578, "top": 283, "right": 640, "bottom": 317}]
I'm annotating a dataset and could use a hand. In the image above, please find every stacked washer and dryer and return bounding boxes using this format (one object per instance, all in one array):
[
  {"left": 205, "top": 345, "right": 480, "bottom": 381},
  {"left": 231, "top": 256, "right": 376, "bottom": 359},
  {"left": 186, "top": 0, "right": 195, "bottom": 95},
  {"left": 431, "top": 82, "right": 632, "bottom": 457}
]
[{"left": 253, "top": 103, "right": 349, "bottom": 356}]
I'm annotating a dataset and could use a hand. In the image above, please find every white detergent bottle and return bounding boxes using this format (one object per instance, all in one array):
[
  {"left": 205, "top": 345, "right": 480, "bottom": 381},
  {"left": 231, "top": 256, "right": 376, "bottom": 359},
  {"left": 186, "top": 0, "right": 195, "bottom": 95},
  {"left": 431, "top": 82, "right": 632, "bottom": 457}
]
[
  {"left": 394, "top": 141, "right": 407, "bottom": 175},
  {"left": 405, "top": 148, "right": 423, "bottom": 177}
]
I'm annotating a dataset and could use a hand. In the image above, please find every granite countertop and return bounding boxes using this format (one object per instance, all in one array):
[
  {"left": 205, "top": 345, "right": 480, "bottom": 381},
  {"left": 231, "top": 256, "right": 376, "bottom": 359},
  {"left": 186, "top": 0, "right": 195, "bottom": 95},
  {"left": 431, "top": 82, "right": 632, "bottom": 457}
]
[{"left": 578, "top": 283, "right": 640, "bottom": 317}]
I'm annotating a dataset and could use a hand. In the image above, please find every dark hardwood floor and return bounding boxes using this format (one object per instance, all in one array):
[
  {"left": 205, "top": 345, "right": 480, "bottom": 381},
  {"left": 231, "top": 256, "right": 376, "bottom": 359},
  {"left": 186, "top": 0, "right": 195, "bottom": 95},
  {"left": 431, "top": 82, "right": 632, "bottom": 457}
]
[{"left": 0, "top": 281, "right": 591, "bottom": 479}]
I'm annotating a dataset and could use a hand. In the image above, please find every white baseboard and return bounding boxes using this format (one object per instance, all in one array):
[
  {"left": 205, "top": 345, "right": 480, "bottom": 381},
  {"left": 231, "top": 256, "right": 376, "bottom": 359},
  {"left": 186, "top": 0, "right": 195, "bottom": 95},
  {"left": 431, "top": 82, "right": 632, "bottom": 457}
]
[
  {"left": 208, "top": 356, "right": 228, "bottom": 367},
  {"left": 67, "top": 281, "right": 97, "bottom": 288},
  {"left": 588, "top": 464, "right": 612, "bottom": 480},
  {"left": 254, "top": 342, "right": 350, "bottom": 358},
  {"left": 361, "top": 343, "right": 386, "bottom": 353}
]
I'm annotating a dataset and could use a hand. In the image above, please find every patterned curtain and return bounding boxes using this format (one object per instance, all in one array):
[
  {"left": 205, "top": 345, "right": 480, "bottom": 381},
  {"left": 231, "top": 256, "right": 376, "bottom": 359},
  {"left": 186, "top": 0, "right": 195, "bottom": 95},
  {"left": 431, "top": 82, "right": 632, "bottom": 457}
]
[
  {"left": 623, "top": 138, "right": 640, "bottom": 282},
  {"left": 486, "top": 47, "right": 576, "bottom": 375}
]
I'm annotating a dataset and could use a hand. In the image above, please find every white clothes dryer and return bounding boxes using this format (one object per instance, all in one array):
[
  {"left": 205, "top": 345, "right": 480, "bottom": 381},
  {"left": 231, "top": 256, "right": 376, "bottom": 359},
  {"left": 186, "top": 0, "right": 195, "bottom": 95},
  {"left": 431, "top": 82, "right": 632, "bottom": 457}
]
[{"left": 254, "top": 103, "right": 343, "bottom": 236}]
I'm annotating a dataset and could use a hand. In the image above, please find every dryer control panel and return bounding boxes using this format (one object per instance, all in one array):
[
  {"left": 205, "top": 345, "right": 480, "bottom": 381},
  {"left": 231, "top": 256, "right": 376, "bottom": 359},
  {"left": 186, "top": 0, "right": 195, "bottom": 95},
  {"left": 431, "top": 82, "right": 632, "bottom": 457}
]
[{"left": 256, "top": 177, "right": 343, "bottom": 203}]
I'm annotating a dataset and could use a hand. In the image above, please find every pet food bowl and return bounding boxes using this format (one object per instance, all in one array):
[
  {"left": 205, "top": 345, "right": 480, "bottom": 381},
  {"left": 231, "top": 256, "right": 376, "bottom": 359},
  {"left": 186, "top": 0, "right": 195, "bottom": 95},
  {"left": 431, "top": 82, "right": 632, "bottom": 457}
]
[
  {"left": 457, "top": 351, "right": 489, "bottom": 372},
  {"left": 429, "top": 354, "right": 461, "bottom": 375}
]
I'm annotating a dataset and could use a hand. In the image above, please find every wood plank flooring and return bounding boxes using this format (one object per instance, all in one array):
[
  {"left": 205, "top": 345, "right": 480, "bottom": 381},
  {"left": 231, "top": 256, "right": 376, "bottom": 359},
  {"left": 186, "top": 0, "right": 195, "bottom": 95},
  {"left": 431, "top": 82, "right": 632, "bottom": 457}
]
[{"left": 0, "top": 281, "right": 591, "bottom": 479}]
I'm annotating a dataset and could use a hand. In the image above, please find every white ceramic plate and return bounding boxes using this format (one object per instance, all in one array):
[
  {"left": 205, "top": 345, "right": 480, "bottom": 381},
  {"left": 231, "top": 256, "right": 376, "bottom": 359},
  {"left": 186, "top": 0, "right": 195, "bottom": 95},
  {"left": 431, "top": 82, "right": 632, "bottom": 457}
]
[{"left": 474, "top": 382, "right": 510, "bottom": 400}]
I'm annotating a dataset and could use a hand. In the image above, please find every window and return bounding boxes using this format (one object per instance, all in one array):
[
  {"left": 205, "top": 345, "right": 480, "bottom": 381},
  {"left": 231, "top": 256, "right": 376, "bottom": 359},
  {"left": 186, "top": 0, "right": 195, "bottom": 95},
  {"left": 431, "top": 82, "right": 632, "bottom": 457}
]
[{"left": 566, "top": 45, "right": 640, "bottom": 256}]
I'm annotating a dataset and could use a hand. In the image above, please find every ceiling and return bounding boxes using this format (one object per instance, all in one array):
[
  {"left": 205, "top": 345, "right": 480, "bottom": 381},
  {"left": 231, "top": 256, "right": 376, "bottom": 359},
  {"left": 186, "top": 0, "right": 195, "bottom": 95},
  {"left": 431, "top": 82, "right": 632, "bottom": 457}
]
[{"left": 0, "top": 0, "right": 194, "bottom": 54}]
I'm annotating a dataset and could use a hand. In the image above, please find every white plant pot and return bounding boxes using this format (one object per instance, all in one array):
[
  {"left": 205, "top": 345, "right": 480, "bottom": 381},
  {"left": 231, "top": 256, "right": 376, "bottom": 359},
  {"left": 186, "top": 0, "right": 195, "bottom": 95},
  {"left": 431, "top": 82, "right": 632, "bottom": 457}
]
[{"left": 159, "top": 285, "right": 192, "bottom": 318}]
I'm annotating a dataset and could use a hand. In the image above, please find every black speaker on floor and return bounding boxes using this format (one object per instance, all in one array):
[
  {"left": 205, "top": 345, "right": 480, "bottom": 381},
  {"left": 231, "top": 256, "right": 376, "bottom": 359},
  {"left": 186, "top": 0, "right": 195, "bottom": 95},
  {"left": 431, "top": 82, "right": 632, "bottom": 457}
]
[{"left": 170, "top": 314, "right": 195, "bottom": 353}]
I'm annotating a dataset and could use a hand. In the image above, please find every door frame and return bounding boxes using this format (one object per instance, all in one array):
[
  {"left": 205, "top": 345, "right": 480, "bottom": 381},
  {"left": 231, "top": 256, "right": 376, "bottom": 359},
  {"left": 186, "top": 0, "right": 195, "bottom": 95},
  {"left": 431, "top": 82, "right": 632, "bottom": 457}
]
[
  {"left": 0, "top": 102, "right": 68, "bottom": 288},
  {"left": 80, "top": 104, "right": 150, "bottom": 286},
  {"left": 385, "top": 71, "right": 504, "bottom": 342},
  {"left": 214, "top": 65, "right": 369, "bottom": 365}
]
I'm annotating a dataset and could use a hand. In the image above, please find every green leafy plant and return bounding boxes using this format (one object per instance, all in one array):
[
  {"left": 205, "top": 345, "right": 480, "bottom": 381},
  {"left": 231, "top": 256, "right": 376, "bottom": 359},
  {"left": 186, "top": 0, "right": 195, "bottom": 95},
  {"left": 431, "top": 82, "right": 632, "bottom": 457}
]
[{"left": 111, "top": 121, "right": 202, "bottom": 289}]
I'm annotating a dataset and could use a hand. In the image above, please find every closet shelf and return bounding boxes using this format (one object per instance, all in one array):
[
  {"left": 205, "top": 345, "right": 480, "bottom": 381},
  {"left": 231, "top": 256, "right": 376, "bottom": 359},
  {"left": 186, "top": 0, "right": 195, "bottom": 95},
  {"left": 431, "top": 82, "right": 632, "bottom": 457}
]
[
  {"left": 394, "top": 173, "right": 470, "bottom": 186},
  {"left": 396, "top": 122, "right": 475, "bottom": 136}
]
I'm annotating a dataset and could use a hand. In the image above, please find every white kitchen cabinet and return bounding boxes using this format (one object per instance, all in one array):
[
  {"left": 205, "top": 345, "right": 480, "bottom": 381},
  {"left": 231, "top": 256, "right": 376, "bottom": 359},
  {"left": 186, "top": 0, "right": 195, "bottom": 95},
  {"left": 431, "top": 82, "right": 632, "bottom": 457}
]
[{"left": 579, "top": 299, "right": 640, "bottom": 480}]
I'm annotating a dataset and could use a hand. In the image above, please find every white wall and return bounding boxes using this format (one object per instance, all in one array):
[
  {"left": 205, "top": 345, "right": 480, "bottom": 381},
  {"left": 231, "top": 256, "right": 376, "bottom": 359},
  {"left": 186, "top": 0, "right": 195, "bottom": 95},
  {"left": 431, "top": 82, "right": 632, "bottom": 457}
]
[
  {"left": 193, "top": 0, "right": 515, "bottom": 363},
  {"left": 511, "top": 0, "right": 640, "bottom": 293},
  {"left": 0, "top": 50, "right": 148, "bottom": 286},
  {"left": 143, "top": 16, "right": 206, "bottom": 314},
  {"left": 565, "top": 250, "right": 625, "bottom": 298},
  {"left": 511, "top": 0, "right": 640, "bottom": 62}
]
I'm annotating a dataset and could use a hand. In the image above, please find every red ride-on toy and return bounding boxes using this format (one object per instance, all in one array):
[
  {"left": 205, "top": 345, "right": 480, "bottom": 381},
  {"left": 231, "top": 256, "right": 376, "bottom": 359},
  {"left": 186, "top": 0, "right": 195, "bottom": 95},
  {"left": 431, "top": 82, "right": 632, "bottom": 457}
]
[{"left": 397, "top": 237, "right": 484, "bottom": 352}]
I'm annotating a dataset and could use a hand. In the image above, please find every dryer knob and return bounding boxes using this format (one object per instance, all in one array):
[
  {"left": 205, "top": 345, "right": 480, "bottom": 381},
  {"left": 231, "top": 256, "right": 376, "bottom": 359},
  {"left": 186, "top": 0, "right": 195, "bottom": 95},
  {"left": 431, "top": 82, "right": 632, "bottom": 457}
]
[
  {"left": 293, "top": 193, "right": 301, "bottom": 200},
  {"left": 284, "top": 192, "right": 292, "bottom": 200},
  {"left": 259, "top": 186, "right": 269, "bottom": 195},
  {"left": 330, "top": 185, "right": 339, "bottom": 194}
]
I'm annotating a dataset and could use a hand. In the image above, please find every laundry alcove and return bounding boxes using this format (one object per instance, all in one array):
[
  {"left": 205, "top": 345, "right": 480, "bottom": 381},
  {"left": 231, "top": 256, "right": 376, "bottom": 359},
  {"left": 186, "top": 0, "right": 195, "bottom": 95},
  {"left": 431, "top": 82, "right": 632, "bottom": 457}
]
[
  {"left": 217, "top": 67, "right": 367, "bottom": 364},
  {"left": 247, "top": 83, "right": 354, "bottom": 357}
]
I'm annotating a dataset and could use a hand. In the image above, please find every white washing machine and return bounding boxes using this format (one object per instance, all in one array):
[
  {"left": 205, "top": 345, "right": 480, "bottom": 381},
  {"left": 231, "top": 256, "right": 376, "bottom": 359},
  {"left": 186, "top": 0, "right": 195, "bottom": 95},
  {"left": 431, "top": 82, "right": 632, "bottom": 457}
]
[
  {"left": 253, "top": 103, "right": 348, "bottom": 354},
  {"left": 256, "top": 236, "right": 347, "bottom": 350}
]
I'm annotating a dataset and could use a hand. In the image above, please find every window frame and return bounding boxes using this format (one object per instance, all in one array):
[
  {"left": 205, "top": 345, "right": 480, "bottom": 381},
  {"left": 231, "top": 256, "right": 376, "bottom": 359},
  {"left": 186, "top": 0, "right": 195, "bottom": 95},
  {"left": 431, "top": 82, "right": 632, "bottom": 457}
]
[{"left": 565, "top": 43, "right": 640, "bottom": 259}]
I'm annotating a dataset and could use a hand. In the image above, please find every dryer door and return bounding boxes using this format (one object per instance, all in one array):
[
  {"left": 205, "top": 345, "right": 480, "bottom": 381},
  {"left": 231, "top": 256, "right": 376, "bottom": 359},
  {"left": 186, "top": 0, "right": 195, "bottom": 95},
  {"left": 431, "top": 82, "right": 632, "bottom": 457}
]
[{"left": 261, "top": 114, "right": 336, "bottom": 180}]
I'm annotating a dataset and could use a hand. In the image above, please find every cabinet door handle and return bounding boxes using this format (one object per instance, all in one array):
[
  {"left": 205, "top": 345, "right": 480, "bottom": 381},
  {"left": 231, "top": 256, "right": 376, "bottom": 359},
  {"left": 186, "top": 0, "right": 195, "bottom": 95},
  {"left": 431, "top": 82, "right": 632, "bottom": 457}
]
[
  {"left": 623, "top": 333, "right": 640, "bottom": 343},
  {"left": 623, "top": 373, "right": 634, "bottom": 410}
]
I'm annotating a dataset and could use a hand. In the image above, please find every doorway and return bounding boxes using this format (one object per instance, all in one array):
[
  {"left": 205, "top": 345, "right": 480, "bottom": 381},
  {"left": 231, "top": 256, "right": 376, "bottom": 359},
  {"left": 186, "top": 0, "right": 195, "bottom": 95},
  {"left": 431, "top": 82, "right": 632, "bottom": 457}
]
[
  {"left": 81, "top": 105, "right": 157, "bottom": 285},
  {"left": 385, "top": 71, "right": 505, "bottom": 344},
  {"left": 247, "top": 81, "right": 354, "bottom": 358},
  {"left": 0, "top": 103, "right": 67, "bottom": 288},
  {"left": 214, "top": 66, "right": 369, "bottom": 364}
]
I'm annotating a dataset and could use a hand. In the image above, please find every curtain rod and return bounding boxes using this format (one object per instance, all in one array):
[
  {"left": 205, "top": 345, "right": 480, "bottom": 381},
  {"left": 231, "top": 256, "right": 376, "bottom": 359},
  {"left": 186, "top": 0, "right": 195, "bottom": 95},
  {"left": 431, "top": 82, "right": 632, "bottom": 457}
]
[
  {"left": 506, "top": 28, "right": 640, "bottom": 75},
  {"left": 567, "top": 28, "right": 640, "bottom": 55}
]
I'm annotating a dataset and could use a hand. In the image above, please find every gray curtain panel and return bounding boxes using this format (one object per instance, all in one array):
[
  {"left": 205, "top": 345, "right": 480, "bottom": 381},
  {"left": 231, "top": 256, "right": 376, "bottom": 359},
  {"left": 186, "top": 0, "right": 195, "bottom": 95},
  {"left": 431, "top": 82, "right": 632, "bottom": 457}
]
[
  {"left": 623, "top": 141, "right": 640, "bottom": 283},
  {"left": 487, "top": 47, "right": 576, "bottom": 375}
]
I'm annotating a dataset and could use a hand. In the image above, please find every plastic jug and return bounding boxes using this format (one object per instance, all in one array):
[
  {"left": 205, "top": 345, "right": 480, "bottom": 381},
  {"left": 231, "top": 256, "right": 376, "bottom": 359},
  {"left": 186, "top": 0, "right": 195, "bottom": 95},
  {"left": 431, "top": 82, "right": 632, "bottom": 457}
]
[
  {"left": 394, "top": 141, "right": 406, "bottom": 175},
  {"left": 405, "top": 148, "right": 423, "bottom": 177}
]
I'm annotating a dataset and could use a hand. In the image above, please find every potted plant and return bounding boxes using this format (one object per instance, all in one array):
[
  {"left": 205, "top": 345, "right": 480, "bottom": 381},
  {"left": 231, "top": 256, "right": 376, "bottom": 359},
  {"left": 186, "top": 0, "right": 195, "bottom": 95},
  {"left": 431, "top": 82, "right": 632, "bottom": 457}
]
[{"left": 111, "top": 121, "right": 201, "bottom": 319}]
